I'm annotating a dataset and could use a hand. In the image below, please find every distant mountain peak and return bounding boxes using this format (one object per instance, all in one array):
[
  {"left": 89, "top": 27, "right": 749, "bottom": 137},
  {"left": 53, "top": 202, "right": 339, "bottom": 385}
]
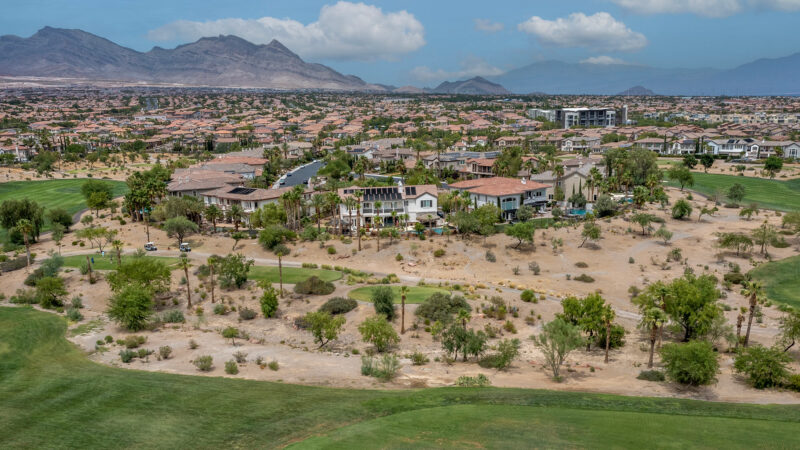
[
  {"left": 617, "top": 86, "right": 656, "bottom": 96},
  {"left": 430, "top": 76, "right": 510, "bottom": 95}
]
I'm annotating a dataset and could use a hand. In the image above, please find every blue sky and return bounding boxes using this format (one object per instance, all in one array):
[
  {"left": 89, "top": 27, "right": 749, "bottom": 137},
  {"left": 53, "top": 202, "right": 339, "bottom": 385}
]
[{"left": 3, "top": 0, "right": 800, "bottom": 86}]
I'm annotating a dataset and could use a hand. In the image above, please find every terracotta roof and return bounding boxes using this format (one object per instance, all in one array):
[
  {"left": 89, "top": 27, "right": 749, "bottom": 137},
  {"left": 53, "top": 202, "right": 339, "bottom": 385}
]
[{"left": 449, "top": 177, "right": 549, "bottom": 196}]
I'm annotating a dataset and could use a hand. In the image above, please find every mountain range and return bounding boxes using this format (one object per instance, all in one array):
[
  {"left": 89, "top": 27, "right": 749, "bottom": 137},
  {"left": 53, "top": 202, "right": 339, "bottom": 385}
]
[{"left": 1, "top": 27, "right": 799, "bottom": 95}]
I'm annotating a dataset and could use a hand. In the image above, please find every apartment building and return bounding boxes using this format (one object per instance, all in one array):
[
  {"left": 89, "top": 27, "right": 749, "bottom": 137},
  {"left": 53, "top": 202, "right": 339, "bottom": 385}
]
[{"left": 556, "top": 108, "right": 616, "bottom": 129}]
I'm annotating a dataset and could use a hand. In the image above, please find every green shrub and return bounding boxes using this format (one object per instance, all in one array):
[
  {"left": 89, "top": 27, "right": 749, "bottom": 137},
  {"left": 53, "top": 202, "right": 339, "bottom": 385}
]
[
  {"left": 485, "top": 251, "right": 496, "bottom": 262},
  {"left": 660, "top": 341, "right": 718, "bottom": 386},
  {"left": 723, "top": 272, "right": 747, "bottom": 285},
  {"left": 225, "top": 360, "right": 239, "bottom": 375},
  {"left": 371, "top": 286, "right": 396, "bottom": 320},
  {"left": 119, "top": 349, "right": 136, "bottom": 363},
  {"left": 158, "top": 346, "right": 172, "bottom": 360},
  {"left": 361, "top": 354, "right": 401, "bottom": 381},
  {"left": 268, "top": 360, "right": 280, "bottom": 371},
  {"left": 733, "top": 345, "right": 792, "bottom": 389},
  {"left": 193, "top": 355, "right": 214, "bottom": 372},
  {"left": 637, "top": 370, "right": 666, "bottom": 382},
  {"left": 433, "top": 249, "right": 445, "bottom": 258},
  {"left": 786, "top": 374, "right": 800, "bottom": 392},
  {"left": 575, "top": 261, "right": 588, "bottom": 268},
  {"left": 327, "top": 246, "right": 337, "bottom": 255},
  {"left": 161, "top": 309, "right": 185, "bottom": 323},
  {"left": 9, "top": 288, "right": 38, "bottom": 305},
  {"left": 123, "top": 335, "right": 147, "bottom": 349},
  {"left": 213, "top": 303, "right": 229, "bottom": 315},
  {"left": 66, "top": 307, "right": 83, "bottom": 322},
  {"left": 395, "top": 253, "right": 403, "bottom": 261},
  {"left": 294, "top": 276, "right": 335, "bottom": 295},
  {"left": 319, "top": 297, "right": 358, "bottom": 315},
  {"left": 595, "top": 324, "right": 626, "bottom": 349},
  {"left": 415, "top": 292, "right": 470, "bottom": 324},
  {"left": 410, "top": 352, "right": 429, "bottom": 365},
  {"left": 259, "top": 285, "right": 279, "bottom": 318},
  {"left": 521, "top": 289, "right": 535, "bottom": 303},
  {"left": 455, "top": 374, "right": 491, "bottom": 387},
  {"left": 574, "top": 274, "right": 595, "bottom": 283}
]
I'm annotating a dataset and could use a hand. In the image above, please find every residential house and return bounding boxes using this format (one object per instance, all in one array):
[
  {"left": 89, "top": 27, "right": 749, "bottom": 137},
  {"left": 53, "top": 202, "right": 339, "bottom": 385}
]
[
  {"left": 337, "top": 184, "right": 439, "bottom": 230},
  {"left": 448, "top": 177, "right": 550, "bottom": 220}
]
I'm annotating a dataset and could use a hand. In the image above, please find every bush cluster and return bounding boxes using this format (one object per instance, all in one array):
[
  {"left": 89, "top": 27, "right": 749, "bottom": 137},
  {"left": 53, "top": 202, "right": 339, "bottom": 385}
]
[
  {"left": 294, "top": 276, "right": 335, "bottom": 295},
  {"left": 319, "top": 297, "right": 358, "bottom": 315}
]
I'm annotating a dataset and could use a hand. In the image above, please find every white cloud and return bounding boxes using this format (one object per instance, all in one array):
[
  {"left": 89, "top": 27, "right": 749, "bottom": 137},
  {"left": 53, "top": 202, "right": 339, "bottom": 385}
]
[
  {"left": 410, "top": 56, "right": 505, "bottom": 83},
  {"left": 518, "top": 12, "right": 647, "bottom": 52},
  {"left": 147, "top": 1, "right": 425, "bottom": 61},
  {"left": 611, "top": 0, "right": 800, "bottom": 17},
  {"left": 580, "top": 56, "right": 628, "bottom": 65},
  {"left": 474, "top": 19, "right": 504, "bottom": 33}
]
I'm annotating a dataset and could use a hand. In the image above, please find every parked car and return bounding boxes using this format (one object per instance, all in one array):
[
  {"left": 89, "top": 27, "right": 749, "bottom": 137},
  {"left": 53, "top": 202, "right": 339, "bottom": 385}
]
[
  {"left": 179, "top": 242, "right": 191, "bottom": 252},
  {"left": 144, "top": 242, "right": 157, "bottom": 251}
]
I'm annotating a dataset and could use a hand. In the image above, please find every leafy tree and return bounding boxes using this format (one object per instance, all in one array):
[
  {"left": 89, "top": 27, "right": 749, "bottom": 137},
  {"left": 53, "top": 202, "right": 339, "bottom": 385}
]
[
  {"left": 80, "top": 179, "right": 113, "bottom": 204},
  {"left": 558, "top": 293, "right": 609, "bottom": 350},
  {"left": 593, "top": 194, "right": 616, "bottom": 217},
  {"left": 668, "top": 165, "right": 694, "bottom": 191},
  {"left": 532, "top": 318, "right": 584, "bottom": 380},
  {"left": 778, "top": 311, "right": 800, "bottom": 352},
  {"left": 304, "top": 311, "right": 346, "bottom": 348},
  {"left": 505, "top": 221, "right": 535, "bottom": 249},
  {"left": 204, "top": 204, "right": 223, "bottom": 232},
  {"left": 441, "top": 323, "right": 487, "bottom": 362},
  {"left": 579, "top": 222, "right": 601, "bottom": 248},
  {"left": 727, "top": 183, "right": 746, "bottom": 205},
  {"left": 682, "top": 154, "right": 698, "bottom": 169},
  {"left": 515, "top": 204, "right": 535, "bottom": 222},
  {"left": 47, "top": 208, "right": 73, "bottom": 230},
  {"left": 35, "top": 276, "right": 67, "bottom": 308},
  {"left": 107, "top": 284, "right": 154, "bottom": 331},
  {"left": 493, "top": 338, "right": 521, "bottom": 370},
  {"left": 107, "top": 252, "right": 170, "bottom": 294},
  {"left": 751, "top": 221, "right": 777, "bottom": 255},
  {"left": 631, "top": 213, "right": 657, "bottom": 236},
  {"left": 699, "top": 154, "right": 714, "bottom": 172},
  {"left": 76, "top": 226, "right": 116, "bottom": 253},
  {"left": 226, "top": 204, "right": 245, "bottom": 232},
  {"left": 781, "top": 211, "right": 800, "bottom": 233},
  {"left": 660, "top": 341, "right": 718, "bottom": 386},
  {"left": 716, "top": 232, "right": 753, "bottom": 256},
  {"left": 415, "top": 292, "right": 471, "bottom": 324},
  {"left": 698, "top": 206, "right": 718, "bottom": 222},
  {"left": 86, "top": 191, "right": 111, "bottom": 216},
  {"left": 654, "top": 226, "right": 673, "bottom": 244},
  {"left": 258, "top": 225, "right": 295, "bottom": 251},
  {"left": 763, "top": 155, "right": 783, "bottom": 178},
  {"left": 163, "top": 216, "right": 199, "bottom": 248},
  {"left": 671, "top": 199, "right": 692, "bottom": 220},
  {"left": 217, "top": 253, "right": 254, "bottom": 289},
  {"left": 733, "top": 345, "right": 792, "bottom": 389},
  {"left": 358, "top": 315, "right": 399, "bottom": 352},
  {"left": 664, "top": 273, "right": 721, "bottom": 341},
  {"left": 0, "top": 198, "right": 45, "bottom": 243},
  {"left": 231, "top": 231, "right": 247, "bottom": 251},
  {"left": 222, "top": 327, "right": 240, "bottom": 345},
  {"left": 259, "top": 281, "right": 279, "bottom": 318},
  {"left": 372, "top": 286, "right": 396, "bottom": 320},
  {"left": 51, "top": 223, "right": 65, "bottom": 255}
]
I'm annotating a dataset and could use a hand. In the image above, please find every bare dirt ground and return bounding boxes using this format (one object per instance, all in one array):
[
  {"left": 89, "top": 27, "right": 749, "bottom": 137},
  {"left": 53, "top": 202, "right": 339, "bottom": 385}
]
[{"left": 3, "top": 187, "right": 800, "bottom": 404}]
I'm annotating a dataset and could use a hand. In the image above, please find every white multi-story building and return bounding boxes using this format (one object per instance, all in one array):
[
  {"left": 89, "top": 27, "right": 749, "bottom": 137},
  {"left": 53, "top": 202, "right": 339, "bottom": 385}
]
[
  {"left": 556, "top": 108, "right": 616, "bottom": 129},
  {"left": 337, "top": 184, "right": 439, "bottom": 230},
  {"left": 448, "top": 177, "right": 550, "bottom": 221}
]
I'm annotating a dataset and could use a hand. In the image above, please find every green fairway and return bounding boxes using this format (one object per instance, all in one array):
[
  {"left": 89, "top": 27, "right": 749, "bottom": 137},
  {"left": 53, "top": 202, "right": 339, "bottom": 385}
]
[
  {"left": 0, "top": 179, "right": 128, "bottom": 241},
  {"left": 294, "top": 403, "right": 800, "bottom": 449},
  {"left": 348, "top": 285, "right": 448, "bottom": 303},
  {"left": 749, "top": 255, "right": 800, "bottom": 309},
  {"left": 61, "top": 254, "right": 180, "bottom": 270},
  {"left": 248, "top": 265, "right": 342, "bottom": 284},
  {"left": 2, "top": 307, "right": 800, "bottom": 448},
  {"left": 665, "top": 172, "right": 800, "bottom": 211}
]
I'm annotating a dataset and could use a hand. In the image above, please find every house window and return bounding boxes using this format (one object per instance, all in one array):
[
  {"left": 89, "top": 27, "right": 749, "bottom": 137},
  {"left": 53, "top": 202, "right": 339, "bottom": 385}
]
[{"left": 420, "top": 200, "right": 432, "bottom": 208}]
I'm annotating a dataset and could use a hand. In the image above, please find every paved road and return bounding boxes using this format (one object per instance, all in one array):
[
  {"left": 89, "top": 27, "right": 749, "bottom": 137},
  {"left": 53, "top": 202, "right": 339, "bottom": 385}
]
[{"left": 276, "top": 160, "right": 325, "bottom": 188}]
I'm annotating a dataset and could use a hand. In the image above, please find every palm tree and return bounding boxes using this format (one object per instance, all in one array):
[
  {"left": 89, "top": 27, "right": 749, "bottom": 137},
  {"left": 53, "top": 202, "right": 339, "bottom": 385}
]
[
  {"left": 112, "top": 239, "right": 124, "bottom": 267},
  {"left": 374, "top": 201, "right": 383, "bottom": 252},
  {"left": 345, "top": 196, "right": 357, "bottom": 237},
  {"left": 741, "top": 281, "right": 765, "bottom": 347},
  {"left": 553, "top": 164, "right": 565, "bottom": 204},
  {"left": 354, "top": 190, "right": 364, "bottom": 251},
  {"left": 640, "top": 307, "right": 667, "bottom": 368},
  {"left": 273, "top": 244, "right": 289, "bottom": 298},
  {"left": 457, "top": 309, "right": 471, "bottom": 329},
  {"left": 205, "top": 204, "right": 222, "bottom": 232},
  {"left": 227, "top": 204, "right": 244, "bottom": 232},
  {"left": 400, "top": 285, "right": 408, "bottom": 334},
  {"left": 207, "top": 256, "right": 218, "bottom": 303},
  {"left": 326, "top": 192, "right": 341, "bottom": 235},
  {"left": 735, "top": 307, "right": 746, "bottom": 349},
  {"left": 179, "top": 256, "right": 192, "bottom": 308},
  {"left": 14, "top": 219, "right": 34, "bottom": 272},
  {"left": 311, "top": 194, "right": 326, "bottom": 232}
]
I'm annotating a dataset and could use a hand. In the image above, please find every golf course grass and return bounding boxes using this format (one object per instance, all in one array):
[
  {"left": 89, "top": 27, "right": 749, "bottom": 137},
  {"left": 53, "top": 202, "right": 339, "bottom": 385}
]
[
  {"left": 2, "top": 307, "right": 800, "bottom": 448},
  {"left": 665, "top": 172, "right": 800, "bottom": 211},
  {"left": 61, "top": 254, "right": 180, "bottom": 270},
  {"left": 249, "top": 265, "right": 342, "bottom": 284},
  {"left": 749, "top": 254, "right": 800, "bottom": 309},
  {"left": 348, "top": 285, "right": 448, "bottom": 303},
  {"left": 0, "top": 179, "right": 128, "bottom": 241}
]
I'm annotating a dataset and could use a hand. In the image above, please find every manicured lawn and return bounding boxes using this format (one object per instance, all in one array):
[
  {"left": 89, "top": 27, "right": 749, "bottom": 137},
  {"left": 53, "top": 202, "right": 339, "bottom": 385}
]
[
  {"left": 2, "top": 307, "right": 800, "bottom": 448},
  {"left": 749, "top": 254, "right": 800, "bottom": 309},
  {"left": 0, "top": 179, "right": 128, "bottom": 241},
  {"left": 665, "top": 172, "right": 800, "bottom": 211},
  {"left": 61, "top": 254, "right": 180, "bottom": 270},
  {"left": 248, "top": 265, "right": 342, "bottom": 284},
  {"left": 348, "top": 285, "right": 448, "bottom": 303}
]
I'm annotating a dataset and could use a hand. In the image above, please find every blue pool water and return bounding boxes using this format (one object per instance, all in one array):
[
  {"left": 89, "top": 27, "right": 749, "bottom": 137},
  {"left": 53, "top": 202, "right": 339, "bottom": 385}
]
[{"left": 568, "top": 209, "right": 587, "bottom": 216}]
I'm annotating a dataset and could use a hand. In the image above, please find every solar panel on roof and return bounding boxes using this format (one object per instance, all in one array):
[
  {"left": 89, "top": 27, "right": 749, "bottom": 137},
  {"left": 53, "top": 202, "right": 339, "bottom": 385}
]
[{"left": 229, "top": 187, "right": 256, "bottom": 195}]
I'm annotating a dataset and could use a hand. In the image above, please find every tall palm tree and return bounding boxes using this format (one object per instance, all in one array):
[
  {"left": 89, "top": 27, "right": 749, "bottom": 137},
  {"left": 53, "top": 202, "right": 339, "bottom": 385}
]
[
  {"left": 273, "top": 244, "right": 289, "bottom": 298},
  {"left": 179, "top": 256, "right": 192, "bottom": 308},
  {"left": 354, "top": 190, "right": 364, "bottom": 251},
  {"left": 14, "top": 219, "right": 34, "bottom": 272},
  {"left": 741, "top": 281, "right": 765, "bottom": 347},
  {"left": 374, "top": 201, "right": 383, "bottom": 252},
  {"left": 735, "top": 307, "right": 746, "bottom": 349},
  {"left": 207, "top": 256, "right": 218, "bottom": 303},
  {"left": 345, "top": 196, "right": 357, "bottom": 237},
  {"left": 204, "top": 204, "right": 222, "bottom": 232},
  {"left": 640, "top": 307, "right": 667, "bottom": 368},
  {"left": 112, "top": 239, "right": 124, "bottom": 267},
  {"left": 326, "top": 192, "right": 341, "bottom": 235},
  {"left": 400, "top": 285, "right": 408, "bottom": 334},
  {"left": 311, "top": 194, "right": 326, "bottom": 232}
]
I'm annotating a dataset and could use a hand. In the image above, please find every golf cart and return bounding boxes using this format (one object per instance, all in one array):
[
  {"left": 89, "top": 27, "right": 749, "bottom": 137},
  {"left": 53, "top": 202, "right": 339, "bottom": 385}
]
[
  {"left": 144, "top": 242, "right": 157, "bottom": 251},
  {"left": 179, "top": 242, "right": 191, "bottom": 252}
]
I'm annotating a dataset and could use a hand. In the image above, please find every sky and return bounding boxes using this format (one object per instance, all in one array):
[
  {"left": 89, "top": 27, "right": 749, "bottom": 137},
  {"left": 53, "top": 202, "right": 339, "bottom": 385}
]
[{"left": 3, "top": 0, "right": 800, "bottom": 86}]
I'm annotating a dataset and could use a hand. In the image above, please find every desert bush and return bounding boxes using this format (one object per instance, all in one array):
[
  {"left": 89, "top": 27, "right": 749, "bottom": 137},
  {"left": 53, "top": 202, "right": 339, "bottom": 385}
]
[
  {"left": 595, "top": 324, "right": 626, "bottom": 349},
  {"left": 786, "top": 374, "right": 800, "bottom": 392},
  {"left": 233, "top": 350, "right": 248, "bottom": 363},
  {"left": 415, "top": 292, "right": 470, "bottom": 324},
  {"left": 225, "top": 360, "right": 239, "bottom": 375},
  {"left": 161, "top": 309, "right": 185, "bottom": 323},
  {"left": 455, "top": 374, "right": 491, "bottom": 387},
  {"left": 193, "top": 355, "right": 214, "bottom": 372},
  {"left": 238, "top": 307, "right": 257, "bottom": 320},
  {"left": 521, "top": 289, "right": 535, "bottom": 303},
  {"left": 268, "top": 360, "right": 279, "bottom": 371},
  {"left": 575, "top": 261, "right": 588, "bottom": 268},
  {"left": 123, "top": 335, "right": 147, "bottom": 349},
  {"left": 573, "top": 274, "right": 595, "bottom": 283},
  {"left": 294, "top": 276, "right": 335, "bottom": 295},
  {"left": 66, "top": 307, "right": 83, "bottom": 322},
  {"left": 485, "top": 250, "right": 496, "bottom": 262},
  {"left": 660, "top": 341, "right": 718, "bottom": 386},
  {"left": 637, "top": 370, "right": 666, "bottom": 382},
  {"left": 529, "top": 261, "right": 540, "bottom": 274},
  {"left": 433, "top": 249, "right": 445, "bottom": 258},
  {"left": 371, "top": 286, "right": 396, "bottom": 320},
  {"left": 119, "top": 349, "right": 136, "bottom": 363},
  {"left": 213, "top": 303, "right": 229, "bottom": 315},
  {"left": 410, "top": 352, "right": 429, "bottom": 365},
  {"left": 158, "top": 346, "right": 173, "bottom": 360},
  {"left": 733, "top": 345, "right": 792, "bottom": 389},
  {"left": 319, "top": 297, "right": 358, "bottom": 315},
  {"left": 723, "top": 272, "right": 747, "bottom": 285}
]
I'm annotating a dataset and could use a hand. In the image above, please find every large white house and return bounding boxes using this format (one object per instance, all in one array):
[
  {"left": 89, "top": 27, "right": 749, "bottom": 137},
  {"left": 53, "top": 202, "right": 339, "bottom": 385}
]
[
  {"left": 337, "top": 184, "right": 439, "bottom": 230},
  {"left": 201, "top": 185, "right": 312, "bottom": 216},
  {"left": 448, "top": 177, "right": 550, "bottom": 221}
]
